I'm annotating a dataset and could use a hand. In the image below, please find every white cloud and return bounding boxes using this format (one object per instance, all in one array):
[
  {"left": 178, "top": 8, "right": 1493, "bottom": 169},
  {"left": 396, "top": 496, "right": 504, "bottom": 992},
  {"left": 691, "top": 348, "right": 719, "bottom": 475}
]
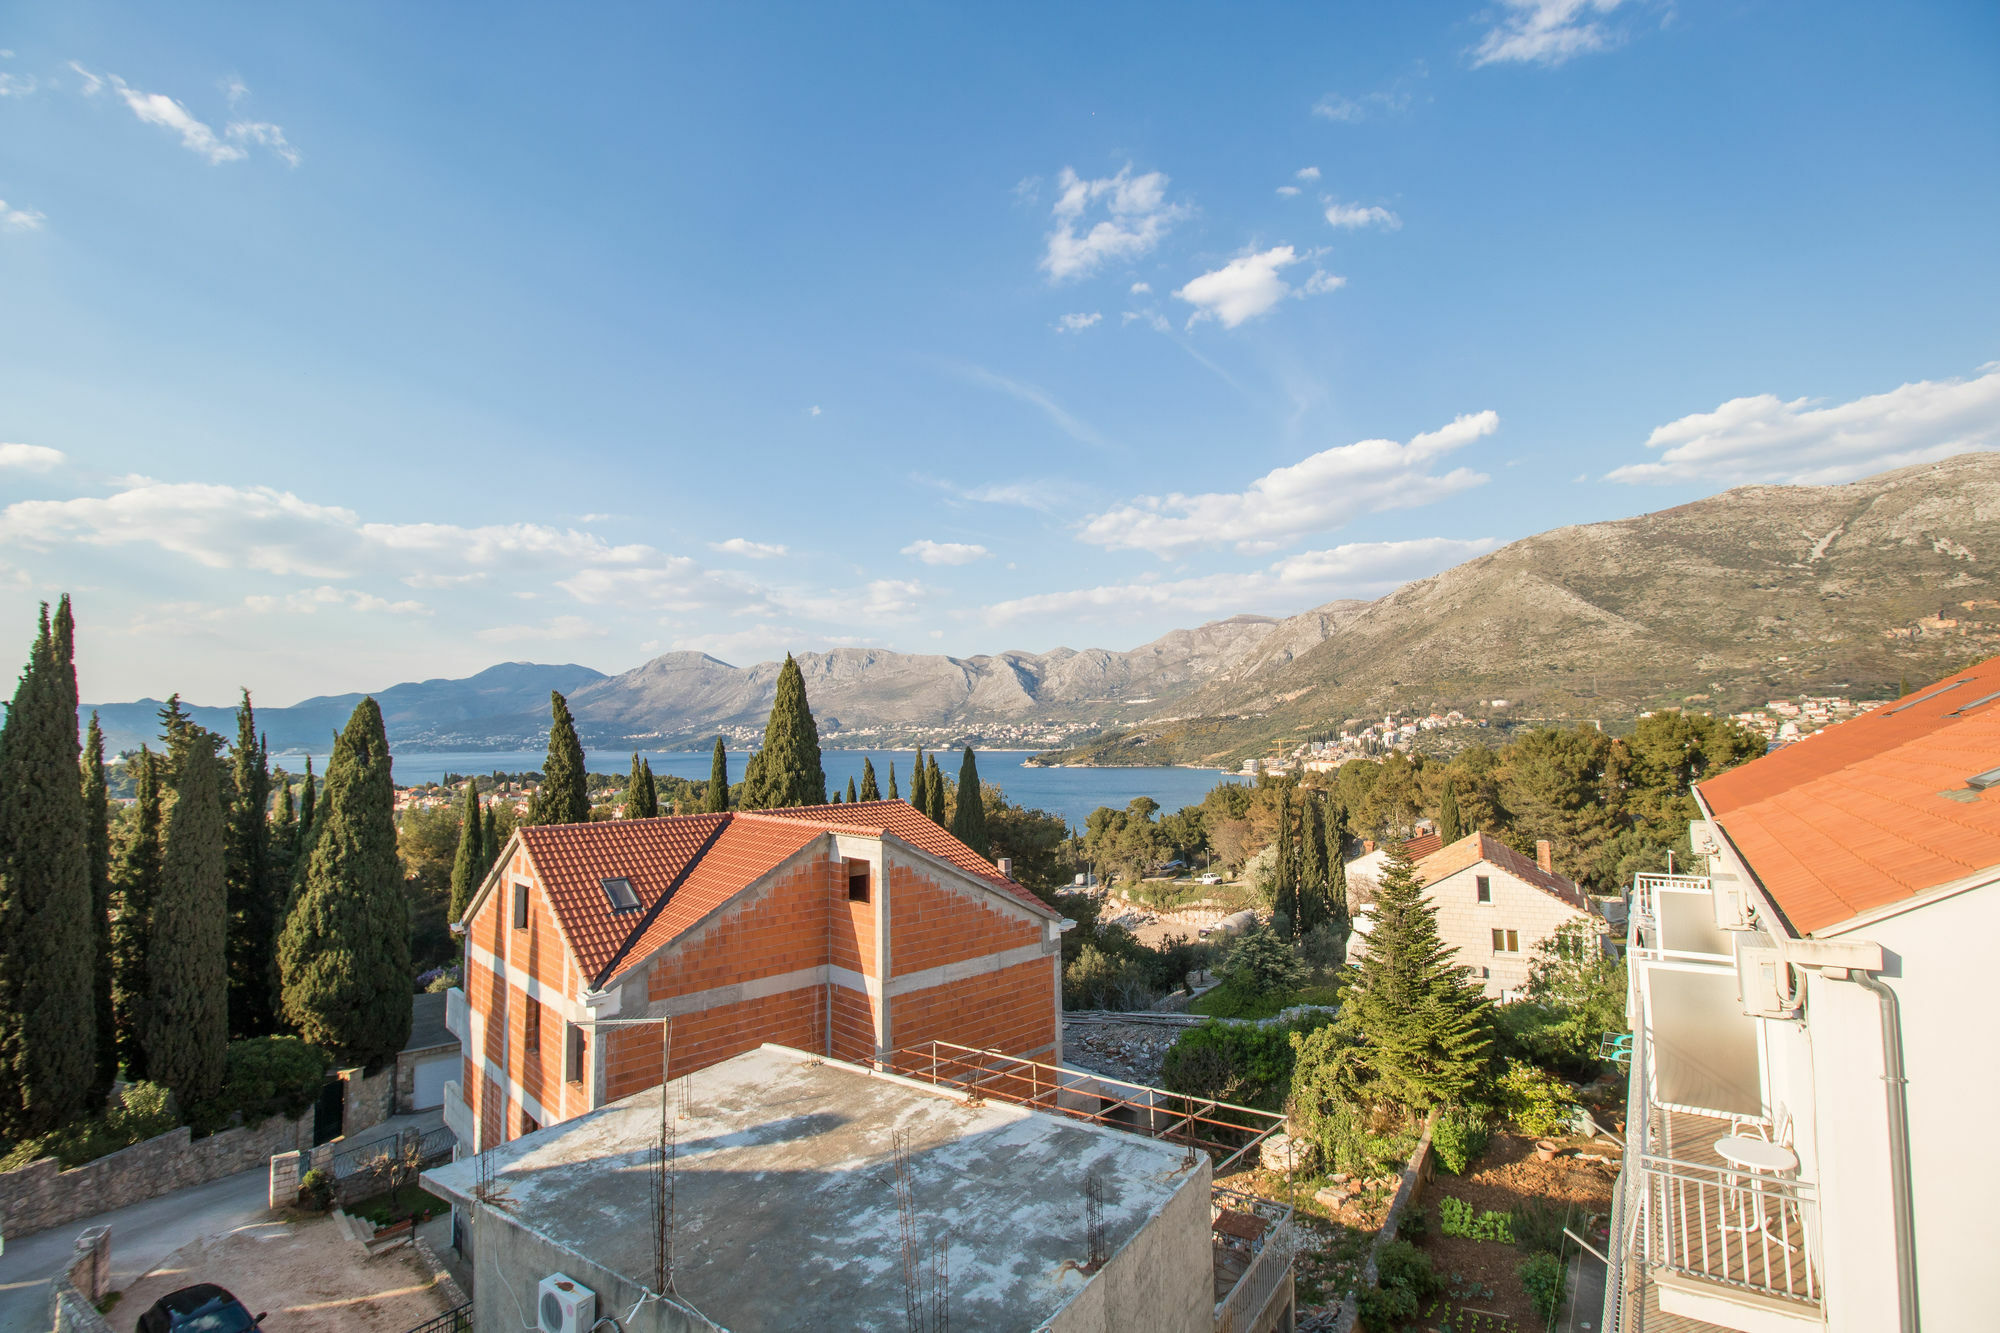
[
  {"left": 935, "top": 477, "right": 1082, "bottom": 512},
  {"left": 808, "top": 405, "right": 822, "bottom": 416},
  {"left": 1174, "top": 246, "right": 1343, "bottom": 329},
  {"left": 902, "top": 540, "right": 991, "bottom": 566},
  {"left": 1473, "top": 0, "right": 1629, "bottom": 68},
  {"left": 960, "top": 365, "right": 1109, "bottom": 450},
  {"left": 0, "top": 443, "right": 64, "bottom": 470},
  {"left": 1297, "top": 167, "right": 1322, "bottom": 181},
  {"left": 1276, "top": 186, "right": 1301, "bottom": 198},
  {"left": 0, "top": 72, "right": 37, "bottom": 97},
  {"left": 1039, "top": 165, "right": 1189, "bottom": 283},
  {"left": 1312, "top": 90, "right": 1410, "bottom": 122},
  {"left": 476, "top": 615, "right": 609, "bottom": 643},
  {"left": 243, "top": 585, "right": 429, "bottom": 616},
  {"left": 1324, "top": 201, "right": 1401, "bottom": 230},
  {"left": 772, "top": 578, "right": 930, "bottom": 623},
  {"left": 73, "top": 65, "right": 298, "bottom": 165},
  {"left": 1055, "top": 311, "right": 1102, "bottom": 333},
  {"left": 0, "top": 199, "right": 46, "bottom": 231},
  {"left": 1130, "top": 282, "right": 1151, "bottom": 294},
  {"left": 986, "top": 537, "right": 1498, "bottom": 623},
  {"left": 220, "top": 76, "right": 248, "bottom": 107},
  {"left": 1080, "top": 410, "right": 1498, "bottom": 555},
  {"left": 226, "top": 121, "right": 300, "bottom": 167},
  {"left": 1607, "top": 364, "right": 2000, "bottom": 486},
  {"left": 710, "top": 538, "right": 789, "bottom": 559}
]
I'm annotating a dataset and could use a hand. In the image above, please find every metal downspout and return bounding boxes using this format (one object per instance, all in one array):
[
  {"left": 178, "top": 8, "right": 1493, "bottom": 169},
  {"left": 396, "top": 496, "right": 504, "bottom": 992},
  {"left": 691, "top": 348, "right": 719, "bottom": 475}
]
[{"left": 1849, "top": 971, "right": 1919, "bottom": 1333}]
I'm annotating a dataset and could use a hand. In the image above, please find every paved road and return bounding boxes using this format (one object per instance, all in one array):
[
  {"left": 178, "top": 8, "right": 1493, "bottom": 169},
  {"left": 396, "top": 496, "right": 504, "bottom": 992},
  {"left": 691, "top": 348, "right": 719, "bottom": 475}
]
[{"left": 0, "top": 1107, "right": 450, "bottom": 1333}]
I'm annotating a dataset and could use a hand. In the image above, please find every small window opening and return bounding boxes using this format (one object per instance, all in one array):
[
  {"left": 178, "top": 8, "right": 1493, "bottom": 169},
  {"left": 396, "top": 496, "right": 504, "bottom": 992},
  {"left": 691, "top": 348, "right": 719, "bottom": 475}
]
[
  {"left": 1476, "top": 875, "right": 1491, "bottom": 903},
  {"left": 566, "top": 1023, "right": 586, "bottom": 1083},
  {"left": 848, "top": 861, "right": 872, "bottom": 903},
  {"left": 524, "top": 994, "right": 542, "bottom": 1054},
  {"left": 512, "top": 882, "right": 529, "bottom": 930},
  {"left": 1491, "top": 928, "right": 1520, "bottom": 953},
  {"left": 601, "top": 876, "right": 640, "bottom": 913}
]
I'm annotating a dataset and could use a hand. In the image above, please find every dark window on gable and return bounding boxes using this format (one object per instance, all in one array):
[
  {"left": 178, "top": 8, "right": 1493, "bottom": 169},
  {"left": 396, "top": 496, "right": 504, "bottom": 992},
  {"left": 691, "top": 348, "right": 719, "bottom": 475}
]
[
  {"left": 566, "top": 1023, "right": 586, "bottom": 1083},
  {"left": 513, "top": 882, "right": 529, "bottom": 930},
  {"left": 524, "top": 994, "right": 542, "bottom": 1054},
  {"left": 601, "top": 877, "right": 640, "bottom": 913},
  {"left": 1476, "top": 875, "right": 1491, "bottom": 903},
  {"left": 847, "top": 861, "right": 871, "bottom": 903}
]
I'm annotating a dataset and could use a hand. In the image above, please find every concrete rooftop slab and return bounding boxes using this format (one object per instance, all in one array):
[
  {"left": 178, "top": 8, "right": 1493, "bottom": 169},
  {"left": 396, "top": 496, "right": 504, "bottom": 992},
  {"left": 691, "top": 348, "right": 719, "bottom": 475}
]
[{"left": 425, "top": 1045, "right": 1202, "bottom": 1331}]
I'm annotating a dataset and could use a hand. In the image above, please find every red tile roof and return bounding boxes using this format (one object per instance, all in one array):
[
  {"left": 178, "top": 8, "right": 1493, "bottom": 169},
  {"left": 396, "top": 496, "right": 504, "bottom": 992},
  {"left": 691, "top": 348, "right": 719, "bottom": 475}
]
[
  {"left": 743, "top": 800, "right": 1054, "bottom": 915},
  {"left": 516, "top": 813, "right": 729, "bottom": 983},
  {"left": 1698, "top": 655, "right": 2000, "bottom": 936},
  {"left": 1414, "top": 831, "right": 1588, "bottom": 911},
  {"left": 1401, "top": 831, "right": 1444, "bottom": 861}
]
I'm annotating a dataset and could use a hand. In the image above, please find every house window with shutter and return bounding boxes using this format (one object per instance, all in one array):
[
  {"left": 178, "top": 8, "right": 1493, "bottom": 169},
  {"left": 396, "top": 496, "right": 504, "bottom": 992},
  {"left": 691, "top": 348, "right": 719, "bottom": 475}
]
[{"left": 1491, "top": 928, "right": 1520, "bottom": 953}]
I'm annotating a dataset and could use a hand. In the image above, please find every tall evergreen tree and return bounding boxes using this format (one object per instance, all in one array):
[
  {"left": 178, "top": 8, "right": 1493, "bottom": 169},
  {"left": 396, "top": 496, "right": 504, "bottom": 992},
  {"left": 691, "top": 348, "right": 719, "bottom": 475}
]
[
  {"left": 951, "top": 747, "right": 990, "bottom": 856},
  {"left": 111, "top": 747, "right": 163, "bottom": 1079},
  {"left": 0, "top": 603, "right": 97, "bottom": 1136},
  {"left": 887, "top": 762, "right": 899, "bottom": 800},
  {"left": 82, "top": 712, "right": 116, "bottom": 1102},
  {"left": 1438, "top": 779, "right": 1464, "bottom": 845},
  {"left": 482, "top": 804, "right": 502, "bottom": 875},
  {"left": 910, "top": 747, "right": 925, "bottom": 809},
  {"left": 1331, "top": 843, "right": 1490, "bottom": 1112},
  {"left": 925, "top": 755, "right": 948, "bottom": 825},
  {"left": 741, "top": 656, "right": 826, "bottom": 809},
  {"left": 449, "top": 778, "right": 485, "bottom": 923},
  {"left": 642, "top": 760, "right": 659, "bottom": 815},
  {"left": 623, "top": 754, "right": 658, "bottom": 819},
  {"left": 1270, "top": 785, "right": 1299, "bottom": 937},
  {"left": 224, "top": 690, "right": 277, "bottom": 1037},
  {"left": 279, "top": 699, "right": 412, "bottom": 1067},
  {"left": 846, "top": 776, "right": 858, "bottom": 804},
  {"left": 705, "top": 739, "right": 729, "bottom": 812},
  {"left": 296, "top": 756, "right": 317, "bottom": 846},
  {"left": 859, "top": 757, "right": 880, "bottom": 802},
  {"left": 528, "top": 692, "right": 589, "bottom": 825},
  {"left": 1297, "top": 790, "right": 1330, "bottom": 934},
  {"left": 1325, "top": 798, "right": 1352, "bottom": 964},
  {"left": 147, "top": 701, "right": 230, "bottom": 1110}
]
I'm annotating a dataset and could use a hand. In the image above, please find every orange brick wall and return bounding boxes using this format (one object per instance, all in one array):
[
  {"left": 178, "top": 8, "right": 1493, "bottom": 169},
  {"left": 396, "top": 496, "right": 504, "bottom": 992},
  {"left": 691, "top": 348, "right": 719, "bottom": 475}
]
[
  {"left": 646, "top": 855, "right": 842, "bottom": 1001},
  {"left": 830, "top": 986, "right": 876, "bottom": 1063},
  {"left": 888, "top": 860, "right": 1041, "bottom": 977},
  {"left": 889, "top": 957, "right": 1057, "bottom": 1058},
  {"left": 830, "top": 872, "right": 875, "bottom": 975},
  {"left": 662, "top": 988, "right": 824, "bottom": 1081}
]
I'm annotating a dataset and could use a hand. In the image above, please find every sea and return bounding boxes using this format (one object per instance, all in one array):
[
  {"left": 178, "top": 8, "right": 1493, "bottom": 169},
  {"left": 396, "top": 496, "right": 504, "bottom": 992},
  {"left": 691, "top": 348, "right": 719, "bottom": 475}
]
[{"left": 273, "top": 747, "right": 1245, "bottom": 829}]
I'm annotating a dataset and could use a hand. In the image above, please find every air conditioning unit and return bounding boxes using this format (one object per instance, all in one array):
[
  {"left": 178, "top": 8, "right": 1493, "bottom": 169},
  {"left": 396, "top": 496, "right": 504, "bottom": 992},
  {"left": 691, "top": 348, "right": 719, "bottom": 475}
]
[
  {"left": 1737, "top": 945, "right": 1803, "bottom": 1020},
  {"left": 538, "top": 1273, "right": 597, "bottom": 1333},
  {"left": 1710, "top": 872, "right": 1754, "bottom": 931}
]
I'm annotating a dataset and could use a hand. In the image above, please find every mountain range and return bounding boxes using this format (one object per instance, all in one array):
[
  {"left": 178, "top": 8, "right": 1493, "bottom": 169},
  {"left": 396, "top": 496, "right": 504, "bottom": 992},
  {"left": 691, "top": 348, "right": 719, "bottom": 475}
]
[{"left": 84, "top": 454, "right": 2000, "bottom": 763}]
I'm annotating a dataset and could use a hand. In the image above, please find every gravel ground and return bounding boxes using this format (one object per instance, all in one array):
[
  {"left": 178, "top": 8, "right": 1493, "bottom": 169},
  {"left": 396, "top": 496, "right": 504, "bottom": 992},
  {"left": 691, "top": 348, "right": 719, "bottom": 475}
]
[{"left": 1061, "top": 1018, "right": 1183, "bottom": 1085}]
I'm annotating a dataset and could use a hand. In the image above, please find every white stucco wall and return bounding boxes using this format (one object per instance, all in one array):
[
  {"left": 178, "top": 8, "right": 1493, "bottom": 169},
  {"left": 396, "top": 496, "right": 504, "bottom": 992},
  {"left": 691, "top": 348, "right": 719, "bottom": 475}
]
[{"left": 1425, "top": 864, "right": 1591, "bottom": 999}]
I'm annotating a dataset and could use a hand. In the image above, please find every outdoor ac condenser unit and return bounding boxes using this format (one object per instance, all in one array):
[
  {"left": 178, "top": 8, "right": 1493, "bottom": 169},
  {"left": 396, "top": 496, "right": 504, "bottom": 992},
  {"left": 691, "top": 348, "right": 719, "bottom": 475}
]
[
  {"left": 1737, "top": 944, "right": 1803, "bottom": 1020},
  {"left": 538, "top": 1273, "right": 597, "bottom": 1333}
]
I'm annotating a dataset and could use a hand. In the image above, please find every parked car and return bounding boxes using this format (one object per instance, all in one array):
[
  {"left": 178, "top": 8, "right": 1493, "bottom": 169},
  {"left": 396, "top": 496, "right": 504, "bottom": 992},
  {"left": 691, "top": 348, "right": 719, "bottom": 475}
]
[
  {"left": 1198, "top": 873, "right": 1223, "bottom": 885},
  {"left": 138, "top": 1284, "right": 267, "bottom": 1333}
]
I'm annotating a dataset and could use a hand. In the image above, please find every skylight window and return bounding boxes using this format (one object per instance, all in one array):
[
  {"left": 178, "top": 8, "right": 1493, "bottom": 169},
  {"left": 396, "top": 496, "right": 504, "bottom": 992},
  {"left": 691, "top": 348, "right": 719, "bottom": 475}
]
[
  {"left": 601, "top": 877, "right": 640, "bottom": 913},
  {"left": 1946, "top": 690, "right": 2000, "bottom": 717},
  {"left": 1888, "top": 680, "right": 1970, "bottom": 714},
  {"left": 1964, "top": 767, "right": 2000, "bottom": 791}
]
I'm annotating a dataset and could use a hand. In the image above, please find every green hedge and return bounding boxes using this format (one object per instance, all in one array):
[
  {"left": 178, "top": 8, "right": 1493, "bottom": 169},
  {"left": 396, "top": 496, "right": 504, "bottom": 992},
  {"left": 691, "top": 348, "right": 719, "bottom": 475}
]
[
  {"left": 189, "top": 1037, "right": 330, "bottom": 1134},
  {"left": 0, "top": 1082, "right": 178, "bottom": 1172},
  {"left": 1160, "top": 1013, "right": 1333, "bottom": 1109}
]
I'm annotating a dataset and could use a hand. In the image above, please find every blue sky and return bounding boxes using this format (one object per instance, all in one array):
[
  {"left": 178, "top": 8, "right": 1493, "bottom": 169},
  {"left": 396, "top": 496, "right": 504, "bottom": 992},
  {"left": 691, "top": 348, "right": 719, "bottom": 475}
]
[{"left": 2, "top": 1, "right": 1997, "bottom": 706}]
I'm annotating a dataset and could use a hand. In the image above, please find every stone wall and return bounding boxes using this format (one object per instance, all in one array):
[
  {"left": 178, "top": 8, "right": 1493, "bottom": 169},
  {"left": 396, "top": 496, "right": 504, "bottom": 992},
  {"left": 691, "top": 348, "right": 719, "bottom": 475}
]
[
  {"left": 49, "top": 1223, "right": 114, "bottom": 1332},
  {"left": 0, "top": 1107, "right": 313, "bottom": 1241},
  {"left": 1331, "top": 1111, "right": 1438, "bottom": 1333},
  {"left": 341, "top": 1065, "right": 395, "bottom": 1137}
]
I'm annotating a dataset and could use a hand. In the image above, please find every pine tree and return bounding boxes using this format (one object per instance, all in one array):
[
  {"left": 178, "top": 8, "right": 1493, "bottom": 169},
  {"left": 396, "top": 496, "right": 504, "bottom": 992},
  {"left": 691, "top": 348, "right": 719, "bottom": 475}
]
[
  {"left": 528, "top": 692, "right": 588, "bottom": 825},
  {"left": 147, "top": 702, "right": 230, "bottom": 1111},
  {"left": 1439, "top": 779, "right": 1464, "bottom": 845},
  {"left": 951, "top": 747, "right": 990, "bottom": 856},
  {"left": 703, "top": 739, "right": 729, "bottom": 812},
  {"left": 623, "top": 754, "right": 658, "bottom": 820},
  {"left": 859, "top": 757, "right": 880, "bottom": 802},
  {"left": 449, "top": 778, "right": 484, "bottom": 923},
  {"left": 887, "top": 761, "right": 899, "bottom": 800},
  {"left": 926, "top": 755, "right": 948, "bottom": 825},
  {"left": 742, "top": 656, "right": 826, "bottom": 809},
  {"left": 1332, "top": 843, "right": 1491, "bottom": 1112},
  {"left": 225, "top": 691, "right": 277, "bottom": 1037},
  {"left": 0, "top": 603, "right": 97, "bottom": 1135},
  {"left": 82, "top": 712, "right": 116, "bottom": 1102},
  {"left": 279, "top": 699, "right": 412, "bottom": 1067},
  {"left": 846, "top": 776, "right": 858, "bottom": 804},
  {"left": 111, "top": 746, "right": 163, "bottom": 1080},
  {"left": 1297, "top": 790, "right": 1329, "bottom": 934}
]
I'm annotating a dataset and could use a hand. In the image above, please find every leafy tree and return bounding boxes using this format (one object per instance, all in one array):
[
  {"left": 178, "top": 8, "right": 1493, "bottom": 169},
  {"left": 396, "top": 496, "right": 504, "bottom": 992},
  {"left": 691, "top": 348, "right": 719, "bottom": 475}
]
[
  {"left": 1321, "top": 843, "right": 1491, "bottom": 1114},
  {"left": 225, "top": 692, "right": 278, "bottom": 1037},
  {"left": 449, "top": 778, "right": 484, "bottom": 922},
  {"left": 1497, "top": 918, "right": 1627, "bottom": 1075},
  {"left": 986, "top": 790, "right": 1074, "bottom": 892},
  {"left": 859, "top": 757, "right": 880, "bottom": 802},
  {"left": 111, "top": 747, "right": 164, "bottom": 1079},
  {"left": 623, "top": 754, "right": 657, "bottom": 819},
  {"left": 1221, "top": 922, "right": 1307, "bottom": 999},
  {"left": 951, "top": 747, "right": 990, "bottom": 855},
  {"left": 1439, "top": 779, "right": 1464, "bottom": 844},
  {"left": 148, "top": 703, "right": 230, "bottom": 1112},
  {"left": 887, "top": 761, "right": 899, "bottom": 800},
  {"left": 398, "top": 803, "right": 459, "bottom": 976},
  {"left": 82, "top": 713, "right": 117, "bottom": 1102},
  {"left": 528, "top": 692, "right": 589, "bottom": 825},
  {"left": 0, "top": 602, "right": 97, "bottom": 1136},
  {"left": 706, "top": 738, "right": 729, "bottom": 813},
  {"left": 741, "top": 656, "right": 826, "bottom": 809},
  {"left": 279, "top": 699, "right": 412, "bottom": 1068}
]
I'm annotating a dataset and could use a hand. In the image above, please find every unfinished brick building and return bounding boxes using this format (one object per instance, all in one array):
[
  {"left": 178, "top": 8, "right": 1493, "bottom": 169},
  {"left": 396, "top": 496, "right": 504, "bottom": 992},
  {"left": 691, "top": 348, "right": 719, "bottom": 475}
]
[{"left": 441, "top": 799, "right": 1067, "bottom": 1150}]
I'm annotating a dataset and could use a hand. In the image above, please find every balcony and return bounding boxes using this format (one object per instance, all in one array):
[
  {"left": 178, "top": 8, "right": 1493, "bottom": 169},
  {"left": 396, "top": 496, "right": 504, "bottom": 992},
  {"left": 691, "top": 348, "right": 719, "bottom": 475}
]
[{"left": 443, "top": 985, "right": 468, "bottom": 1042}]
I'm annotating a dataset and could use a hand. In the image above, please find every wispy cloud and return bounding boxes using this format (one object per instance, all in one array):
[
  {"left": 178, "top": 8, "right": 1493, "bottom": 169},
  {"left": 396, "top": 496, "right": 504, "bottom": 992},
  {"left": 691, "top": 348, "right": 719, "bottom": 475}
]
[
  {"left": 1607, "top": 364, "right": 2000, "bottom": 486},
  {"left": 0, "top": 443, "right": 65, "bottom": 470},
  {"left": 1174, "top": 246, "right": 1343, "bottom": 329},
  {"left": 1324, "top": 200, "right": 1401, "bottom": 230},
  {"left": 244, "top": 585, "right": 429, "bottom": 617},
  {"left": 1080, "top": 411, "right": 1498, "bottom": 555},
  {"left": 1130, "top": 282, "right": 1151, "bottom": 295},
  {"left": 902, "top": 539, "right": 990, "bottom": 566},
  {"left": 1472, "top": 0, "right": 1631, "bottom": 68},
  {"left": 1039, "top": 165, "right": 1189, "bottom": 283},
  {"left": 927, "top": 476, "right": 1083, "bottom": 513},
  {"left": 1054, "top": 311, "right": 1102, "bottom": 334},
  {"left": 1312, "top": 89, "right": 1412, "bottom": 122},
  {"left": 72, "top": 64, "right": 298, "bottom": 165},
  {"left": 476, "top": 615, "right": 609, "bottom": 643},
  {"left": 959, "top": 366, "right": 1110, "bottom": 450},
  {"left": 0, "top": 200, "right": 45, "bottom": 231},
  {"left": 226, "top": 120, "right": 300, "bottom": 167},
  {"left": 710, "top": 538, "right": 789, "bottom": 559}
]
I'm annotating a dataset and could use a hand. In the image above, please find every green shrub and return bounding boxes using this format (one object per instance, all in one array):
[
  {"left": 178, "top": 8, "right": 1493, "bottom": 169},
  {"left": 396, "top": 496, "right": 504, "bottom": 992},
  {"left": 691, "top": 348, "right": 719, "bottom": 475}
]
[
  {"left": 0, "top": 1082, "right": 179, "bottom": 1171},
  {"left": 1287, "top": 1024, "right": 1421, "bottom": 1175},
  {"left": 1437, "top": 1195, "right": 1514, "bottom": 1243},
  {"left": 187, "top": 1037, "right": 330, "bottom": 1135},
  {"left": 1512, "top": 1198, "right": 1568, "bottom": 1256},
  {"left": 298, "top": 1167, "right": 333, "bottom": 1212},
  {"left": 1355, "top": 1281, "right": 1417, "bottom": 1330},
  {"left": 1517, "top": 1251, "right": 1568, "bottom": 1323},
  {"left": 1062, "top": 943, "right": 1156, "bottom": 1011},
  {"left": 1160, "top": 1014, "right": 1332, "bottom": 1109},
  {"left": 1375, "top": 1240, "right": 1440, "bottom": 1301},
  {"left": 1494, "top": 1059, "right": 1579, "bottom": 1138},
  {"left": 1432, "top": 1106, "right": 1490, "bottom": 1175}
]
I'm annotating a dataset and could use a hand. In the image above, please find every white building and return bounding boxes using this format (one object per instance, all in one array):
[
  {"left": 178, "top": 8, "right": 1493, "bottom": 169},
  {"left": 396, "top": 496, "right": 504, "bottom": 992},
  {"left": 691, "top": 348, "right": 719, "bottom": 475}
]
[{"left": 1609, "top": 659, "right": 2000, "bottom": 1332}]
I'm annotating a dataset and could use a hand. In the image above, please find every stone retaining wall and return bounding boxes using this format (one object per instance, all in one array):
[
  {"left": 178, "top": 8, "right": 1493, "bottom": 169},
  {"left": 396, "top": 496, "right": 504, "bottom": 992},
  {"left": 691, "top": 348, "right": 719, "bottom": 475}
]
[
  {"left": 1331, "top": 1109, "right": 1438, "bottom": 1333},
  {"left": 0, "top": 1108, "right": 313, "bottom": 1241},
  {"left": 341, "top": 1065, "right": 395, "bottom": 1137}
]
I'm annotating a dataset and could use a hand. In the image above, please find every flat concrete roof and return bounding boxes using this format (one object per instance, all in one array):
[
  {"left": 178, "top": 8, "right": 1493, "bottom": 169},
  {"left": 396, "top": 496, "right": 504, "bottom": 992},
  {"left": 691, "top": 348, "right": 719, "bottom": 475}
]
[{"left": 425, "top": 1044, "right": 1199, "bottom": 1330}]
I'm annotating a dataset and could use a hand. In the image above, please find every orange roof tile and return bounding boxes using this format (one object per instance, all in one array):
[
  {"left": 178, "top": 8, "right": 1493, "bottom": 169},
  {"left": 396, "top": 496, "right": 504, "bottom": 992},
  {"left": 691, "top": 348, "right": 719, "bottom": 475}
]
[
  {"left": 743, "top": 800, "right": 1056, "bottom": 916},
  {"left": 1698, "top": 655, "right": 2000, "bottom": 935},
  {"left": 517, "top": 813, "right": 730, "bottom": 983},
  {"left": 1415, "top": 831, "right": 1588, "bottom": 911},
  {"left": 1401, "top": 832, "right": 1444, "bottom": 861}
]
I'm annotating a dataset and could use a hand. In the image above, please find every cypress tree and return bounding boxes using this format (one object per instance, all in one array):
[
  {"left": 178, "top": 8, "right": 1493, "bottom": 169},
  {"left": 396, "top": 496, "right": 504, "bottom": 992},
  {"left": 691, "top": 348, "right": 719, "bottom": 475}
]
[
  {"left": 1331, "top": 842, "right": 1490, "bottom": 1112},
  {"left": 743, "top": 656, "right": 826, "bottom": 809},
  {"left": 1326, "top": 798, "right": 1352, "bottom": 964},
  {"left": 1439, "top": 779, "right": 1464, "bottom": 845},
  {"left": 888, "top": 762, "right": 899, "bottom": 800},
  {"left": 111, "top": 746, "right": 163, "bottom": 1079},
  {"left": 147, "top": 705, "right": 229, "bottom": 1109},
  {"left": 1271, "top": 785, "right": 1299, "bottom": 937},
  {"left": 859, "top": 758, "right": 880, "bottom": 802},
  {"left": 225, "top": 690, "right": 277, "bottom": 1037},
  {"left": 911, "top": 747, "right": 925, "bottom": 810},
  {"left": 951, "top": 747, "right": 990, "bottom": 855},
  {"left": 482, "top": 804, "right": 502, "bottom": 875},
  {"left": 279, "top": 698, "right": 411, "bottom": 1068},
  {"left": 528, "top": 691, "right": 588, "bottom": 825},
  {"left": 706, "top": 739, "right": 729, "bottom": 812},
  {"left": 82, "top": 712, "right": 116, "bottom": 1102},
  {"left": 623, "top": 754, "right": 658, "bottom": 820},
  {"left": 1297, "top": 791, "right": 1329, "bottom": 935},
  {"left": 846, "top": 776, "right": 858, "bottom": 804},
  {"left": 925, "top": 755, "right": 948, "bottom": 825},
  {"left": 0, "top": 603, "right": 97, "bottom": 1135},
  {"left": 832, "top": 790, "right": 843, "bottom": 803},
  {"left": 642, "top": 760, "right": 659, "bottom": 815},
  {"left": 297, "top": 756, "right": 316, "bottom": 846},
  {"left": 449, "top": 778, "right": 484, "bottom": 922}
]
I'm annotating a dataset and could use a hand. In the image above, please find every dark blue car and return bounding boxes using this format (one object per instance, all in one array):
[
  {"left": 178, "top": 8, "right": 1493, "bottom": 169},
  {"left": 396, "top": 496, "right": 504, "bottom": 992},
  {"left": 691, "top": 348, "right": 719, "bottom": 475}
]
[{"left": 137, "top": 1284, "right": 267, "bottom": 1333}]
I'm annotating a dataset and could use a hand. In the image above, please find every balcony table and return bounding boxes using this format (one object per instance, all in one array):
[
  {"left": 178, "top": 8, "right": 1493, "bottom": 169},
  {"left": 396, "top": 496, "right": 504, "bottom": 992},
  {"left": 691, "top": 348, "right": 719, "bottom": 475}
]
[{"left": 1714, "top": 1135, "right": 1798, "bottom": 1239}]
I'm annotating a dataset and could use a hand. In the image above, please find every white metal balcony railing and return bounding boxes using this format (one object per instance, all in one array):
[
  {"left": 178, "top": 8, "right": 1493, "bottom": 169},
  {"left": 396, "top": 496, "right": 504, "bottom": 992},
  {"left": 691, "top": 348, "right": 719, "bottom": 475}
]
[{"left": 1628, "top": 873, "right": 1723, "bottom": 962}]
